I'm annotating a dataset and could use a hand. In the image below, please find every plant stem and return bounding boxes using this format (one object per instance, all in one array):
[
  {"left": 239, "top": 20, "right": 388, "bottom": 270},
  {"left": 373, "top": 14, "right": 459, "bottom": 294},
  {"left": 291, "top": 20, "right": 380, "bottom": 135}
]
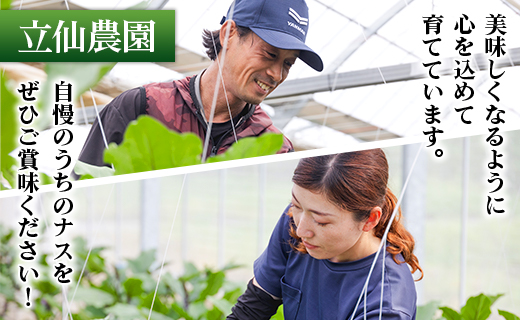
[{"left": 182, "top": 281, "right": 190, "bottom": 310}]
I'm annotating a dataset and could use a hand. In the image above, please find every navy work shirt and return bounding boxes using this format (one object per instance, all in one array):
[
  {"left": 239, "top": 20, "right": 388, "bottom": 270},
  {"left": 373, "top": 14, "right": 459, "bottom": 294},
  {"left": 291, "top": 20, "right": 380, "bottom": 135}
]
[{"left": 254, "top": 206, "right": 417, "bottom": 320}]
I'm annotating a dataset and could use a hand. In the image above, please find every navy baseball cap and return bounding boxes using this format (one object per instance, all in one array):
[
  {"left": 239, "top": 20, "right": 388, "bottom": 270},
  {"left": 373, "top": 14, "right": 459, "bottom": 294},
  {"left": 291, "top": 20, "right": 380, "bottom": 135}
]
[{"left": 220, "top": 0, "right": 324, "bottom": 72}]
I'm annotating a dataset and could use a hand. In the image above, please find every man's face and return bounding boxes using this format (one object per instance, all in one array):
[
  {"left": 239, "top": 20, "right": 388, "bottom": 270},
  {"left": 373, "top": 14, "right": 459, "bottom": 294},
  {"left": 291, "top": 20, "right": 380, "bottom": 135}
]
[{"left": 221, "top": 24, "right": 299, "bottom": 106}]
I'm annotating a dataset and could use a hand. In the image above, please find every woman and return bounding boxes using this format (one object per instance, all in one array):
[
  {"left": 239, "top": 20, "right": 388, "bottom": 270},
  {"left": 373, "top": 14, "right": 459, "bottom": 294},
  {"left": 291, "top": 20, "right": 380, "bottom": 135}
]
[{"left": 227, "top": 149, "right": 423, "bottom": 320}]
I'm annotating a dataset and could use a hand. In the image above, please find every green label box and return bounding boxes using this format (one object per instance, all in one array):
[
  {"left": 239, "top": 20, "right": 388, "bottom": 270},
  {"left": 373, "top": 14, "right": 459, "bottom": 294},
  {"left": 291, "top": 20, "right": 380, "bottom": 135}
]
[{"left": 0, "top": 10, "right": 175, "bottom": 62}]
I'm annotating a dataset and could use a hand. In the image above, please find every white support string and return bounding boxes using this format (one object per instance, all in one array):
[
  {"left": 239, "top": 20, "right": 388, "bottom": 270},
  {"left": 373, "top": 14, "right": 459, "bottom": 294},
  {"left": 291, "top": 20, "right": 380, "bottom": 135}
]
[
  {"left": 378, "top": 240, "right": 387, "bottom": 320},
  {"left": 201, "top": 1, "right": 237, "bottom": 161},
  {"left": 67, "top": 185, "right": 115, "bottom": 311},
  {"left": 114, "top": 0, "right": 124, "bottom": 9},
  {"left": 79, "top": 95, "right": 89, "bottom": 126},
  {"left": 178, "top": 0, "right": 220, "bottom": 43},
  {"left": 211, "top": 33, "right": 238, "bottom": 143},
  {"left": 19, "top": 0, "right": 23, "bottom": 9},
  {"left": 349, "top": 143, "right": 424, "bottom": 320},
  {"left": 89, "top": 89, "right": 110, "bottom": 149},
  {"left": 147, "top": 175, "right": 187, "bottom": 320},
  {"left": 374, "top": 127, "right": 381, "bottom": 141},
  {"left": 64, "top": 0, "right": 69, "bottom": 10},
  {"left": 36, "top": 194, "right": 74, "bottom": 320},
  {"left": 487, "top": 179, "right": 520, "bottom": 306}
]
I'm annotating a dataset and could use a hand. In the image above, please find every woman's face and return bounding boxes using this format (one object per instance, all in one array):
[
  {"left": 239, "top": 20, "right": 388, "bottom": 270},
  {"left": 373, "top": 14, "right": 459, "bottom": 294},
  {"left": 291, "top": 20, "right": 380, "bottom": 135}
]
[{"left": 291, "top": 184, "right": 375, "bottom": 263}]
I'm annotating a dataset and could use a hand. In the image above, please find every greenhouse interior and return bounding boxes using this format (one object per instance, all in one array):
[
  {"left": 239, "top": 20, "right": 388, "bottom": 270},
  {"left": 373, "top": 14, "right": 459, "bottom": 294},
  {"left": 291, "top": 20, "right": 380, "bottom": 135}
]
[{"left": 1, "top": 0, "right": 520, "bottom": 319}]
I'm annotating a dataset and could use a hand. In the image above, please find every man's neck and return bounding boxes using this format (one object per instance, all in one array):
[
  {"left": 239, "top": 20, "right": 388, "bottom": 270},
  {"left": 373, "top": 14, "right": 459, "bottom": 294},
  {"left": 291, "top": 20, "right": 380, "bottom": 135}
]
[{"left": 199, "top": 62, "right": 247, "bottom": 123}]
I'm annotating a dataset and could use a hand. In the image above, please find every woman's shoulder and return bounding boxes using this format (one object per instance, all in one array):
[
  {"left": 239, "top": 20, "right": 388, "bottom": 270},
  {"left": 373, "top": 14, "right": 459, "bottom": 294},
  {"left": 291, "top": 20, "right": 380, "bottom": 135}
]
[{"left": 382, "top": 252, "right": 417, "bottom": 317}]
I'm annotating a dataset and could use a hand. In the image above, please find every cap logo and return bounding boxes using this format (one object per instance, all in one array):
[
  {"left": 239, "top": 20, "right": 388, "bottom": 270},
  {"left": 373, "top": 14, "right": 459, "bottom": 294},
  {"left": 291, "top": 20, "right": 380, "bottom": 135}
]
[{"left": 288, "top": 7, "right": 308, "bottom": 26}]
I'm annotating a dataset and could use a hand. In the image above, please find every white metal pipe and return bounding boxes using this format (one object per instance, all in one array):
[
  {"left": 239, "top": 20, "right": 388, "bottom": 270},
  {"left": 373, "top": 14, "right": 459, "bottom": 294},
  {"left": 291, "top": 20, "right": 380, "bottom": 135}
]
[
  {"left": 140, "top": 178, "right": 160, "bottom": 254},
  {"left": 181, "top": 175, "right": 189, "bottom": 263},
  {"left": 218, "top": 170, "right": 226, "bottom": 268},
  {"left": 459, "top": 137, "right": 470, "bottom": 307},
  {"left": 115, "top": 183, "right": 122, "bottom": 264},
  {"left": 257, "top": 164, "right": 266, "bottom": 255}
]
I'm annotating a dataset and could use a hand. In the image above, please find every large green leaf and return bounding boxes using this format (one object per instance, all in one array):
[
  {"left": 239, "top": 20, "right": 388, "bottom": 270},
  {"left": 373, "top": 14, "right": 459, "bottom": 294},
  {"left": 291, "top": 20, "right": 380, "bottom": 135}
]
[
  {"left": 460, "top": 294, "right": 495, "bottom": 320},
  {"left": 74, "top": 160, "right": 115, "bottom": 180},
  {"left": 499, "top": 310, "right": 520, "bottom": 320},
  {"left": 1, "top": 0, "right": 11, "bottom": 10},
  {"left": 0, "top": 72, "right": 18, "bottom": 189},
  {"left": 38, "top": 62, "right": 115, "bottom": 128},
  {"left": 440, "top": 307, "right": 462, "bottom": 320},
  {"left": 206, "top": 133, "right": 284, "bottom": 163},
  {"left": 74, "top": 286, "right": 115, "bottom": 308},
  {"left": 417, "top": 301, "right": 441, "bottom": 320},
  {"left": 104, "top": 116, "right": 203, "bottom": 175}
]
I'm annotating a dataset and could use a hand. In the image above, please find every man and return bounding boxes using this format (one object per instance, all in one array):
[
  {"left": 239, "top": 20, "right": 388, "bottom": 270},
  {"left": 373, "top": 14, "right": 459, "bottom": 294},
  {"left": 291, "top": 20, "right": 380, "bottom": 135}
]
[{"left": 75, "top": 0, "right": 323, "bottom": 173}]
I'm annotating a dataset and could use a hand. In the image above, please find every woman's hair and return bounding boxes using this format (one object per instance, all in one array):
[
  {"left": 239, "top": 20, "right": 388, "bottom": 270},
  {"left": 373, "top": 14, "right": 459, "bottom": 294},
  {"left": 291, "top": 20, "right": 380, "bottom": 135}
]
[
  {"left": 202, "top": 26, "right": 252, "bottom": 60},
  {"left": 289, "top": 149, "right": 423, "bottom": 280}
]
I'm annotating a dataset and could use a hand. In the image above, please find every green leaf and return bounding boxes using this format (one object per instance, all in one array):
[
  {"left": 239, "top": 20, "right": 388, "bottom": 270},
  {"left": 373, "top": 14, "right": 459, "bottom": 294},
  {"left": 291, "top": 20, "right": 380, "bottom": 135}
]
[
  {"left": 32, "top": 279, "right": 60, "bottom": 296},
  {"left": 133, "top": 273, "right": 158, "bottom": 294},
  {"left": 38, "top": 62, "right": 116, "bottom": 129},
  {"left": 1, "top": 0, "right": 12, "bottom": 10},
  {"left": 73, "top": 237, "right": 107, "bottom": 274},
  {"left": 139, "top": 292, "right": 169, "bottom": 315},
  {"left": 0, "top": 72, "right": 18, "bottom": 189},
  {"left": 222, "top": 287, "right": 243, "bottom": 303},
  {"left": 162, "top": 272, "right": 184, "bottom": 296},
  {"left": 39, "top": 172, "right": 54, "bottom": 185},
  {"left": 196, "top": 271, "right": 225, "bottom": 302},
  {"left": 187, "top": 300, "right": 208, "bottom": 319},
  {"left": 499, "top": 310, "right": 520, "bottom": 320},
  {"left": 106, "top": 303, "right": 145, "bottom": 319},
  {"left": 440, "top": 307, "right": 462, "bottom": 320},
  {"left": 123, "top": 277, "right": 144, "bottom": 298},
  {"left": 487, "top": 293, "right": 504, "bottom": 306},
  {"left": 0, "top": 273, "right": 15, "bottom": 300},
  {"left": 207, "top": 295, "right": 233, "bottom": 316},
  {"left": 206, "top": 133, "right": 284, "bottom": 163},
  {"left": 84, "top": 305, "right": 108, "bottom": 319},
  {"left": 270, "top": 305, "right": 284, "bottom": 320},
  {"left": 461, "top": 294, "right": 493, "bottom": 320},
  {"left": 74, "top": 160, "right": 115, "bottom": 179},
  {"left": 127, "top": 249, "right": 156, "bottom": 274},
  {"left": 171, "top": 302, "right": 194, "bottom": 320},
  {"left": 417, "top": 301, "right": 441, "bottom": 320},
  {"left": 104, "top": 116, "right": 203, "bottom": 175},
  {"left": 140, "top": 308, "right": 173, "bottom": 320},
  {"left": 180, "top": 262, "right": 201, "bottom": 282},
  {"left": 74, "top": 286, "right": 115, "bottom": 308},
  {"left": 206, "top": 307, "right": 224, "bottom": 320}
]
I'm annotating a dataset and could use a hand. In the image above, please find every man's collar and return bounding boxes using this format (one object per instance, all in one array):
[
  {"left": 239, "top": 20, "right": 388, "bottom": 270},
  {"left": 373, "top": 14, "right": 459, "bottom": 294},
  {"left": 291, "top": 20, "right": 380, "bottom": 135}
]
[
  {"left": 193, "top": 69, "right": 207, "bottom": 123},
  {"left": 194, "top": 68, "right": 255, "bottom": 123}
]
